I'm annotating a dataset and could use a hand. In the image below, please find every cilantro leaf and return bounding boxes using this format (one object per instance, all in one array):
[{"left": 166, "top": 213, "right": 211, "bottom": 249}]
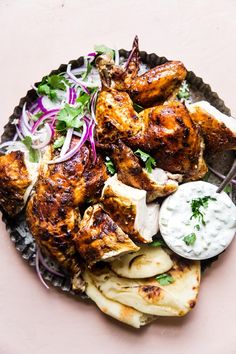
[
  {"left": 53, "top": 136, "right": 66, "bottom": 149},
  {"left": 105, "top": 157, "right": 116, "bottom": 175},
  {"left": 156, "top": 274, "right": 175, "bottom": 286},
  {"left": 94, "top": 44, "right": 114, "bottom": 59},
  {"left": 56, "top": 104, "right": 83, "bottom": 131},
  {"left": 183, "top": 233, "right": 197, "bottom": 246},
  {"left": 190, "top": 195, "right": 217, "bottom": 225},
  {"left": 82, "top": 62, "right": 93, "bottom": 80},
  {"left": 194, "top": 224, "right": 200, "bottom": 231},
  {"left": 22, "top": 136, "right": 39, "bottom": 163},
  {"left": 149, "top": 239, "right": 165, "bottom": 247},
  {"left": 134, "top": 149, "right": 156, "bottom": 173},
  {"left": 76, "top": 92, "right": 90, "bottom": 107},
  {"left": 177, "top": 81, "right": 190, "bottom": 100},
  {"left": 37, "top": 75, "right": 68, "bottom": 102}
]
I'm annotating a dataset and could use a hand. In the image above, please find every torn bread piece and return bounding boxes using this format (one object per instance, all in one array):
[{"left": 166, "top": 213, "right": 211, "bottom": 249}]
[
  {"left": 102, "top": 175, "right": 159, "bottom": 243},
  {"left": 111, "top": 140, "right": 181, "bottom": 202},
  {"left": 90, "top": 255, "right": 200, "bottom": 317},
  {"left": 76, "top": 204, "right": 139, "bottom": 266},
  {"left": 110, "top": 245, "right": 173, "bottom": 279},
  {"left": 188, "top": 101, "right": 236, "bottom": 153},
  {"left": 83, "top": 271, "right": 155, "bottom": 328}
]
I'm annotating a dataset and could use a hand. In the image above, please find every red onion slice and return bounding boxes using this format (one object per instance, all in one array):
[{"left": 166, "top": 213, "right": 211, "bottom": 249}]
[
  {"left": 38, "top": 248, "right": 65, "bottom": 277},
  {"left": 60, "top": 128, "right": 74, "bottom": 157},
  {"left": 208, "top": 165, "right": 236, "bottom": 185},
  {"left": 31, "top": 109, "right": 59, "bottom": 133},
  {"left": 31, "top": 123, "right": 53, "bottom": 149},
  {"left": 35, "top": 249, "right": 50, "bottom": 290},
  {"left": 47, "top": 121, "right": 89, "bottom": 164},
  {"left": 67, "top": 64, "right": 90, "bottom": 94}
]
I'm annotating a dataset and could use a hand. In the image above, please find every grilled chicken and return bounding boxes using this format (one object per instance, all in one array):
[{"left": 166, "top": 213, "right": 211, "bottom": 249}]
[
  {"left": 128, "top": 61, "right": 187, "bottom": 108},
  {"left": 75, "top": 204, "right": 139, "bottom": 266},
  {"left": 110, "top": 140, "right": 181, "bottom": 202},
  {"left": 0, "top": 150, "right": 38, "bottom": 216},
  {"left": 95, "top": 88, "right": 142, "bottom": 143},
  {"left": 125, "top": 101, "right": 207, "bottom": 180},
  {"left": 102, "top": 175, "right": 159, "bottom": 243},
  {"left": 188, "top": 101, "right": 236, "bottom": 153},
  {"left": 96, "top": 36, "right": 187, "bottom": 107},
  {"left": 26, "top": 141, "right": 108, "bottom": 291}
]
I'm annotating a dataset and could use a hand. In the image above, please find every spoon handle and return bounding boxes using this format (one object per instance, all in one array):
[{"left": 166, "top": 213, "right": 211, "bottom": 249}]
[{"left": 216, "top": 159, "right": 236, "bottom": 193}]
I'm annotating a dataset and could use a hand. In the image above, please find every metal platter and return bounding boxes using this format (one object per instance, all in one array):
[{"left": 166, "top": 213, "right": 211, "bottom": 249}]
[{"left": 1, "top": 49, "right": 235, "bottom": 295}]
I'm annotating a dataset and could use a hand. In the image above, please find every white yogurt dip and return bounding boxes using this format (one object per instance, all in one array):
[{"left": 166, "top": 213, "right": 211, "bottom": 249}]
[{"left": 159, "top": 181, "right": 236, "bottom": 260}]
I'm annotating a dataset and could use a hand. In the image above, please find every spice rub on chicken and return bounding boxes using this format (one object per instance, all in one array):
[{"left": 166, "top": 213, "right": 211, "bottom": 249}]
[
  {"left": 0, "top": 150, "right": 38, "bottom": 216},
  {"left": 75, "top": 204, "right": 139, "bottom": 266},
  {"left": 125, "top": 101, "right": 207, "bottom": 180},
  {"left": 26, "top": 141, "right": 108, "bottom": 291},
  {"left": 110, "top": 140, "right": 181, "bottom": 202}
]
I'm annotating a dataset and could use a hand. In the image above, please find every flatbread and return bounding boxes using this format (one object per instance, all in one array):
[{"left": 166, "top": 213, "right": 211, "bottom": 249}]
[
  {"left": 89, "top": 255, "right": 200, "bottom": 317},
  {"left": 83, "top": 271, "right": 155, "bottom": 328},
  {"left": 110, "top": 245, "right": 173, "bottom": 278}
]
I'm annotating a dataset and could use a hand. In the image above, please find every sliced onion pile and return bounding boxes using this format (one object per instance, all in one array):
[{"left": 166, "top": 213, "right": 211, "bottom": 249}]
[{"left": 0, "top": 51, "right": 104, "bottom": 164}]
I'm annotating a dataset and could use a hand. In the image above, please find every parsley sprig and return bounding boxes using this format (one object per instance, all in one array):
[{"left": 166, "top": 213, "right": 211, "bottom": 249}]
[
  {"left": 189, "top": 195, "right": 217, "bottom": 226},
  {"left": 22, "top": 136, "right": 39, "bottom": 163},
  {"left": 105, "top": 157, "right": 116, "bottom": 175},
  {"left": 134, "top": 149, "right": 156, "bottom": 173},
  {"left": 156, "top": 274, "right": 175, "bottom": 286},
  {"left": 183, "top": 233, "right": 196, "bottom": 246}
]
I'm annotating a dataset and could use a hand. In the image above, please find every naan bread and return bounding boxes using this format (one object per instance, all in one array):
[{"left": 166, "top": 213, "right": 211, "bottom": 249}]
[
  {"left": 83, "top": 271, "right": 155, "bottom": 328},
  {"left": 110, "top": 245, "right": 173, "bottom": 278},
  {"left": 89, "top": 255, "right": 200, "bottom": 317}
]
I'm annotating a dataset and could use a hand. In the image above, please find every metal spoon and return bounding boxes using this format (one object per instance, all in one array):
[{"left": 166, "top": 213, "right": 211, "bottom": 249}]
[{"left": 216, "top": 159, "right": 236, "bottom": 193}]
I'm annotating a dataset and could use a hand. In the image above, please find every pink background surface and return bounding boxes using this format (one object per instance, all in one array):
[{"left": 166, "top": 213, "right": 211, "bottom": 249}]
[{"left": 0, "top": 1, "right": 236, "bottom": 354}]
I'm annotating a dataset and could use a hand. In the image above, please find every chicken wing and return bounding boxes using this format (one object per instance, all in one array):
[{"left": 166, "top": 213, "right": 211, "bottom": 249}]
[
  {"left": 0, "top": 151, "right": 37, "bottom": 216},
  {"left": 125, "top": 101, "right": 207, "bottom": 180},
  {"left": 26, "top": 141, "right": 108, "bottom": 291},
  {"left": 75, "top": 204, "right": 139, "bottom": 267},
  {"left": 96, "top": 36, "right": 187, "bottom": 107},
  {"left": 110, "top": 140, "right": 180, "bottom": 202}
]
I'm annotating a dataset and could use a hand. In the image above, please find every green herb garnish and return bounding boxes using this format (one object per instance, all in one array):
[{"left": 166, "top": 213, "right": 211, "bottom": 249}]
[
  {"left": 156, "top": 274, "right": 175, "bottom": 286},
  {"left": 133, "top": 103, "right": 144, "bottom": 113},
  {"left": 76, "top": 92, "right": 90, "bottom": 107},
  {"left": 134, "top": 149, "right": 156, "bottom": 173},
  {"left": 194, "top": 224, "right": 200, "bottom": 231},
  {"left": 56, "top": 104, "right": 84, "bottom": 132},
  {"left": 53, "top": 136, "right": 66, "bottom": 149},
  {"left": 189, "top": 195, "right": 217, "bottom": 226},
  {"left": 224, "top": 185, "right": 232, "bottom": 195},
  {"left": 183, "top": 233, "right": 197, "bottom": 246},
  {"left": 37, "top": 74, "right": 68, "bottom": 101},
  {"left": 149, "top": 239, "right": 165, "bottom": 247},
  {"left": 22, "top": 136, "right": 39, "bottom": 163},
  {"left": 177, "top": 81, "right": 190, "bottom": 100},
  {"left": 82, "top": 62, "right": 93, "bottom": 80},
  {"left": 105, "top": 157, "right": 116, "bottom": 175},
  {"left": 94, "top": 44, "right": 114, "bottom": 59}
]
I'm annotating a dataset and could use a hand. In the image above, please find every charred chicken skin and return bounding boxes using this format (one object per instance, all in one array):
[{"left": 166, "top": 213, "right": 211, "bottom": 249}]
[
  {"left": 75, "top": 204, "right": 139, "bottom": 267},
  {"left": 0, "top": 151, "right": 34, "bottom": 216},
  {"left": 95, "top": 88, "right": 142, "bottom": 143},
  {"left": 26, "top": 141, "right": 108, "bottom": 291},
  {"left": 124, "top": 101, "right": 207, "bottom": 180},
  {"left": 110, "top": 140, "right": 180, "bottom": 202},
  {"left": 96, "top": 36, "right": 187, "bottom": 107}
]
